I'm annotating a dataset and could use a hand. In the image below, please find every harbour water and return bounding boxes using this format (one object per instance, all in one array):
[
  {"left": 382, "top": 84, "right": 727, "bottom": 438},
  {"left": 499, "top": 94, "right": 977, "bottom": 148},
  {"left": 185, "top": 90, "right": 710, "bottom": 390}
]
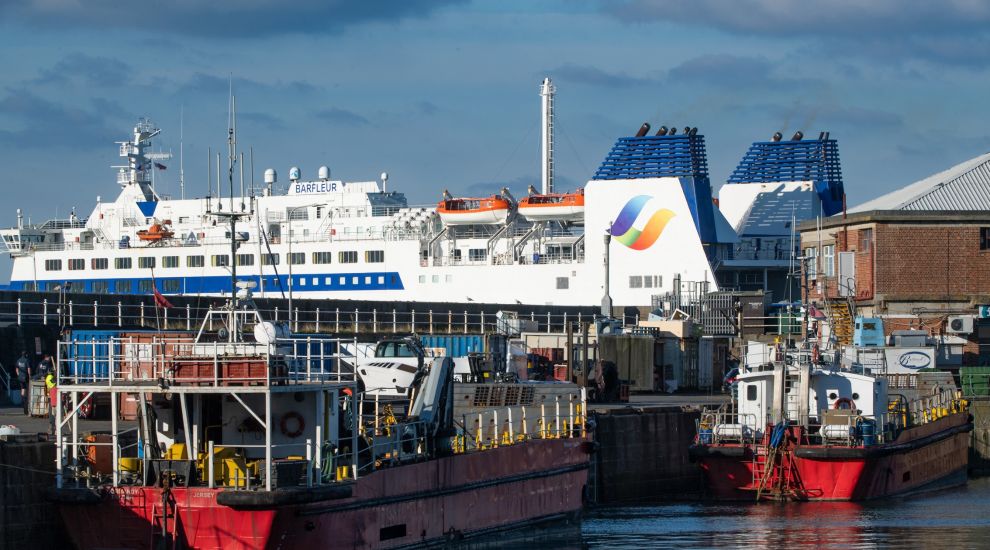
[{"left": 576, "top": 477, "right": 990, "bottom": 549}]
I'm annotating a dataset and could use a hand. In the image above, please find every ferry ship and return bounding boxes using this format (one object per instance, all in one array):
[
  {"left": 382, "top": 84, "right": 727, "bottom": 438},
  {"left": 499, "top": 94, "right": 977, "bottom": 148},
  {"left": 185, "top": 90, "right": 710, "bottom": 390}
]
[{"left": 0, "top": 79, "right": 745, "bottom": 308}]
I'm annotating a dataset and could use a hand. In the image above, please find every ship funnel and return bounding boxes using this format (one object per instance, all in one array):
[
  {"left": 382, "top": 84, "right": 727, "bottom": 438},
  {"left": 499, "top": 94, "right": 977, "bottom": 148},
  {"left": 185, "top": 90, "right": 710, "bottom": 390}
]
[
  {"left": 772, "top": 132, "right": 783, "bottom": 142},
  {"left": 689, "top": 127, "right": 698, "bottom": 136},
  {"left": 656, "top": 126, "right": 668, "bottom": 136},
  {"left": 635, "top": 123, "right": 651, "bottom": 137},
  {"left": 668, "top": 127, "right": 677, "bottom": 135},
  {"left": 818, "top": 131, "right": 826, "bottom": 140},
  {"left": 791, "top": 131, "right": 803, "bottom": 141},
  {"left": 683, "top": 126, "right": 691, "bottom": 135},
  {"left": 318, "top": 166, "right": 330, "bottom": 181}
]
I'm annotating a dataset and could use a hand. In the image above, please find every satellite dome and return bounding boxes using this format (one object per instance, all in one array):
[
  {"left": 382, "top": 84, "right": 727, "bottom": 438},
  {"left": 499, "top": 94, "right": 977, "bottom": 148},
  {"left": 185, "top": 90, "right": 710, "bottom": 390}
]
[
  {"left": 318, "top": 166, "right": 330, "bottom": 180},
  {"left": 264, "top": 168, "right": 277, "bottom": 184},
  {"left": 289, "top": 166, "right": 301, "bottom": 181}
]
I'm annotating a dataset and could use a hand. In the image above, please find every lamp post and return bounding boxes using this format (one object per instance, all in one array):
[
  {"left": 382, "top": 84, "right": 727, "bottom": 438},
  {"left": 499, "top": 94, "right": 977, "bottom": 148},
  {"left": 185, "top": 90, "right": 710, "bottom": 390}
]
[{"left": 286, "top": 202, "right": 327, "bottom": 329}]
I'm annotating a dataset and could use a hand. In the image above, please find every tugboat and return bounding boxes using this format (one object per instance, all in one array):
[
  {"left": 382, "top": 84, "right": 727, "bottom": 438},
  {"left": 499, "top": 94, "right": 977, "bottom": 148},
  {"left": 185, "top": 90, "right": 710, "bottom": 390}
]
[
  {"left": 690, "top": 346, "right": 972, "bottom": 501},
  {"left": 49, "top": 283, "right": 592, "bottom": 548}
]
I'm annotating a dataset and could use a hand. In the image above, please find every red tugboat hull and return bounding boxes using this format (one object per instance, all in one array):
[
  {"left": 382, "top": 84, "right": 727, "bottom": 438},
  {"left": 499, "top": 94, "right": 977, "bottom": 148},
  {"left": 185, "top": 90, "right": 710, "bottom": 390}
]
[
  {"left": 57, "top": 438, "right": 590, "bottom": 549},
  {"left": 692, "top": 412, "right": 971, "bottom": 501}
]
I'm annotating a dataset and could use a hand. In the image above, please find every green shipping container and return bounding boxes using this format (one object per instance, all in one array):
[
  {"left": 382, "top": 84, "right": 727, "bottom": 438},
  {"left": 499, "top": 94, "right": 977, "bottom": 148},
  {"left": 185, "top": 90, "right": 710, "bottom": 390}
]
[{"left": 961, "top": 366, "right": 990, "bottom": 398}]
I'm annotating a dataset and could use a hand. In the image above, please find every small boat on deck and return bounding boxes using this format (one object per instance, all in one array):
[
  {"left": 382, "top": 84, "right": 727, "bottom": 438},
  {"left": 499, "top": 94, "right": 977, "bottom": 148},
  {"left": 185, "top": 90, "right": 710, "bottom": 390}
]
[
  {"left": 436, "top": 190, "right": 511, "bottom": 226},
  {"left": 518, "top": 187, "right": 585, "bottom": 222},
  {"left": 136, "top": 221, "right": 174, "bottom": 242}
]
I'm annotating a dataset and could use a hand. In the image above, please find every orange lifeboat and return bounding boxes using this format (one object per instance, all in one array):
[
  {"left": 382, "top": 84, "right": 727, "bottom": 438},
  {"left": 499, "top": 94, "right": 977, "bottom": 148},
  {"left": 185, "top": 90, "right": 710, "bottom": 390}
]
[
  {"left": 518, "top": 189, "right": 585, "bottom": 222},
  {"left": 436, "top": 194, "right": 511, "bottom": 226},
  {"left": 137, "top": 222, "right": 174, "bottom": 242}
]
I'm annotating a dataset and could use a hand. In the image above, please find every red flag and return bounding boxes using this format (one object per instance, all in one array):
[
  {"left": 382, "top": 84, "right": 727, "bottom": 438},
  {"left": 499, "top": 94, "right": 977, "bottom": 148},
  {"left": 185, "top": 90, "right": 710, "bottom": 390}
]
[{"left": 153, "top": 287, "right": 174, "bottom": 309}]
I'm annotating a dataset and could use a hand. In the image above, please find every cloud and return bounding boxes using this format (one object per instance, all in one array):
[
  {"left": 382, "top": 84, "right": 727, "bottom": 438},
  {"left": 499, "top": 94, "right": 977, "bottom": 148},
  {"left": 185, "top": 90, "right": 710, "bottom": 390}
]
[
  {"left": 237, "top": 111, "right": 285, "bottom": 131},
  {"left": 0, "top": 0, "right": 466, "bottom": 38},
  {"left": 0, "top": 89, "right": 124, "bottom": 148},
  {"left": 33, "top": 53, "right": 132, "bottom": 88},
  {"left": 668, "top": 54, "right": 819, "bottom": 91},
  {"left": 173, "top": 73, "right": 320, "bottom": 98},
  {"left": 315, "top": 107, "right": 369, "bottom": 127},
  {"left": 551, "top": 63, "right": 657, "bottom": 88},
  {"left": 600, "top": 0, "right": 990, "bottom": 67},
  {"left": 417, "top": 101, "right": 439, "bottom": 116}
]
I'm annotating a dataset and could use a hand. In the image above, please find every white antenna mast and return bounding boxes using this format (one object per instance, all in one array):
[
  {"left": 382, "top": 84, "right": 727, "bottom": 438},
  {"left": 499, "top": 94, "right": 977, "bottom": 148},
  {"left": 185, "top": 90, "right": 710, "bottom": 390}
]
[
  {"left": 540, "top": 77, "right": 556, "bottom": 194},
  {"left": 180, "top": 106, "right": 185, "bottom": 200}
]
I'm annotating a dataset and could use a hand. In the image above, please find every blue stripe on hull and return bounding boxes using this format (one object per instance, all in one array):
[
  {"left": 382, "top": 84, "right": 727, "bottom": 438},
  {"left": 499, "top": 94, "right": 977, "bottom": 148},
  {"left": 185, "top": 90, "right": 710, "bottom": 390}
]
[{"left": 9, "top": 272, "right": 405, "bottom": 295}]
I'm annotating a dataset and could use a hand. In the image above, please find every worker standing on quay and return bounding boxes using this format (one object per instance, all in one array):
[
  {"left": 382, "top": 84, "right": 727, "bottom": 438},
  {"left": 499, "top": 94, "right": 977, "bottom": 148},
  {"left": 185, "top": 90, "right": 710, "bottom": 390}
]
[
  {"left": 15, "top": 351, "right": 31, "bottom": 414},
  {"left": 46, "top": 372, "right": 57, "bottom": 436}
]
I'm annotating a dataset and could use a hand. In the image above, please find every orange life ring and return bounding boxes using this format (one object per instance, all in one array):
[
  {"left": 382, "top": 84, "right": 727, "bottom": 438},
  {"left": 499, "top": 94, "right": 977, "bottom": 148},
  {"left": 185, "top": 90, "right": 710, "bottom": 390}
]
[
  {"left": 834, "top": 397, "right": 856, "bottom": 410},
  {"left": 280, "top": 411, "right": 305, "bottom": 438}
]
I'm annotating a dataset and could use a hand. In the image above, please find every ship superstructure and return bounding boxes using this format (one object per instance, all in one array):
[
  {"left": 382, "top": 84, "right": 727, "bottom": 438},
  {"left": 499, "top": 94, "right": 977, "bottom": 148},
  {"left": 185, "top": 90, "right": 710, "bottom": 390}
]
[{"left": 1, "top": 84, "right": 731, "bottom": 307}]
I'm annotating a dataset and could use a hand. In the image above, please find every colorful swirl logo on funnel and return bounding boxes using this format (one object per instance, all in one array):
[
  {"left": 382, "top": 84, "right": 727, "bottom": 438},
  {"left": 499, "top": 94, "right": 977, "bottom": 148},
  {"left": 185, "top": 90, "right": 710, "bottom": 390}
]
[{"left": 610, "top": 195, "right": 675, "bottom": 250}]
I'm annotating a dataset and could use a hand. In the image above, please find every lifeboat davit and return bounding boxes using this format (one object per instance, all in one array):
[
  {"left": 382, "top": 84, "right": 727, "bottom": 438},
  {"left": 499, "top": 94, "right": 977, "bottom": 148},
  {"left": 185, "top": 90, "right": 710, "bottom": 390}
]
[
  {"left": 436, "top": 195, "right": 510, "bottom": 226},
  {"left": 518, "top": 190, "right": 585, "bottom": 222},
  {"left": 136, "top": 222, "right": 174, "bottom": 242}
]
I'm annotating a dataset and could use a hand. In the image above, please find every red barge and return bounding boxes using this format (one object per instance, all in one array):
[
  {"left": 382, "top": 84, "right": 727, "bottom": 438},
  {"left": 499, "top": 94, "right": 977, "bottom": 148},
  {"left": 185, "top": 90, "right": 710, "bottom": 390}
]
[
  {"left": 690, "top": 352, "right": 972, "bottom": 501},
  {"left": 50, "top": 295, "right": 591, "bottom": 548}
]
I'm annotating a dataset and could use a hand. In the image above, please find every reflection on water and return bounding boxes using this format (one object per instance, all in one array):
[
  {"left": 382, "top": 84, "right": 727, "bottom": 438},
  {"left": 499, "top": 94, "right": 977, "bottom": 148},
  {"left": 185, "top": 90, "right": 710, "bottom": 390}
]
[{"left": 580, "top": 477, "right": 990, "bottom": 549}]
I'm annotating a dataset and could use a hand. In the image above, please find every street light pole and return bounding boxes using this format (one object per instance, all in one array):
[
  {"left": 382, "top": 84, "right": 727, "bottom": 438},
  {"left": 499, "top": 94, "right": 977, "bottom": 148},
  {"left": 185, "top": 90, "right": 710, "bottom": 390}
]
[{"left": 286, "top": 202, "right": 326, "bottom": 330}]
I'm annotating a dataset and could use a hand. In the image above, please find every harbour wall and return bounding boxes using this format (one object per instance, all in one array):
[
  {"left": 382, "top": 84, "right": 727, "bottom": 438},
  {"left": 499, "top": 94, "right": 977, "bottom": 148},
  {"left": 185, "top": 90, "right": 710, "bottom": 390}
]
[
  {"left": 591, "top": 406, "right": 702, "bottom": 503},
  {"left": 0, "top": 436, "right": 68, "bottom": 550},
  {"left": 969, "top": 401, "right": 990, "bottom": 475}
]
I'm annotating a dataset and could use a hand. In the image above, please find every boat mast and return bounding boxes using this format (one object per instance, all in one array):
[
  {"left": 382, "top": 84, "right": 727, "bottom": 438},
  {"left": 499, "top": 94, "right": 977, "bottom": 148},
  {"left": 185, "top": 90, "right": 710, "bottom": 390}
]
[{"left": 540, "top": 77, "right": 555, "bottom": 195}]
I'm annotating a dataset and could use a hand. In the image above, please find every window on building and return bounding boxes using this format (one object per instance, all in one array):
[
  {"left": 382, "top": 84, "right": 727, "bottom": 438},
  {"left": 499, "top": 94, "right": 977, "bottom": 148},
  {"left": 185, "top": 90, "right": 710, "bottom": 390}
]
[
  {"left": 468, "top": 248, "right": 487, "bottom": 262},
  {"left": 138, "top": 280, "right": 155, "bottom": 293},
  {"left": 823, "top": 244, "right": 835, "bottom": 277},
  {"left": 339, "top": 251, "right": 358, "bottom": 264},
  {"left": 288, "top": 208, "right": 309, "bottom": 221},
  {"left": 162, "top": 256, "right": 180, "bottom": 268},
  {"left": 44, "top": 259, "right": 62, "bottom": 271},
  {"left": 804, "top": 247, "right": 818, "bottom": 279},
  {"left": 211, "top": 255, "right": 229, "bottom": 267},
  {"left": 92, "top": 258, "right": 109, "bottom": 270},
  {"left": 859, "top": 228, "right": 873, "bottom": 251},
  {"left": 313, "top": 251, "right": 333, "bottom": 265},
  {"left": 91, "top": 280, "right": 109, "bottom": 293},
  {"left": 187, "top": 255, "right": 205, "bottom": 268},
  {"left": 235, "top": 254, "right": 254, "bottom": 266},
  {"left": 629, "top": 275, "right": 643, "bottom": 288},
  {"left": 288, "top": 252, "right": 305, "bottom": 265},
  {"left": 557, "top": 277, "right": 569, "bottom": 289},
  {"left": 452, "top": 249, "right": 462, "bottom": 262},
  {"left": 115, "top": 257, "right": 132, "bottom": 269},
  {"left": 981, "top": 227, "right": 990, "bottom": 250},
  {"left": 68, "top": 258, "right": 85, "bottom": 271},
  {"left": 643, "top": 275, "right": 654, "bottom": 288},
  {"left": 138, "top": 257, "right": 155, "bottom": 269},
  {"left": 365, "top": 250, "right": 385, "bottom": 263},
  {"left": 261, "top": 253, "right": 280, "bottom": 266}
]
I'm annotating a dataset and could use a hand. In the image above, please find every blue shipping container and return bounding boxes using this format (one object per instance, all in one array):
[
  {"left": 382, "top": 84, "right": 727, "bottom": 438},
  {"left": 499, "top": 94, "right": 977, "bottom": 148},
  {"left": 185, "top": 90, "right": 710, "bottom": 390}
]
[
  {"left": 63, "top": 329, "right": 123, "bottom": 382},
  {"left": 419, "top": 335, "right": 484, "bottom": 357}
]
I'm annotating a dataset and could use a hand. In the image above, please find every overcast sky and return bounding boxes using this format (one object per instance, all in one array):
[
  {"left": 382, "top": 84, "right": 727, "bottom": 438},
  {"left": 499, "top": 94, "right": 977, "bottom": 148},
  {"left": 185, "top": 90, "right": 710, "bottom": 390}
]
[{"left": 2, "top": 0, "right": 990, "bottom": 280}]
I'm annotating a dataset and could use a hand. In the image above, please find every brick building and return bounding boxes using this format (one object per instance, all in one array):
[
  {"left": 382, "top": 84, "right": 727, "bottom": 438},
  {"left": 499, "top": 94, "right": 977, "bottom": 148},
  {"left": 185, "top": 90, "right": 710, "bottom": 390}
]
[{"left": 799, "top": 153, "right": 990, "bottom": 366}]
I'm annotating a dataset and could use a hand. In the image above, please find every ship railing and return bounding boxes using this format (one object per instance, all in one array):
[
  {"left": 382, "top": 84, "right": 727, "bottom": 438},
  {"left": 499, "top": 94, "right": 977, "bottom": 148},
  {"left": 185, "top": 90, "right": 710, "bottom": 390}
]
[
  {"left": 798, "top": 412, "right": 889, "bottom": 447},
  {"left": 57, "top": 335, "right": 357, "bottom": 388},
  {"left": 452, "top": 393, "right": 588, "bottom": 454},
  {"left": 358, "top": 418, "right": 432, "bottom": 473},
  {"left": 699, "top": 410, "right": 761, "bottom": 445}
]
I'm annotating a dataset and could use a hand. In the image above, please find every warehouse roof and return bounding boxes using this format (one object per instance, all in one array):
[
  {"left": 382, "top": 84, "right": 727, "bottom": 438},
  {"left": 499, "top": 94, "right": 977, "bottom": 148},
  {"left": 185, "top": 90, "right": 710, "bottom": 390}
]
[{"left": 851, "top": 152, "right": 990, "bottom": 212}]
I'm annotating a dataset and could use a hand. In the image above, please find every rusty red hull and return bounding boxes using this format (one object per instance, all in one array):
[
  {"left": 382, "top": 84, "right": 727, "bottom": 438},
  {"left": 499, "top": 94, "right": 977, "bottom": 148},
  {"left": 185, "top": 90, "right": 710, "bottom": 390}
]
[
  {"left": 58, "top": 438, "right": 589, "bottom": 549},
  {"left": 692, "top": 413, "right": 972, "bottom": 501}
]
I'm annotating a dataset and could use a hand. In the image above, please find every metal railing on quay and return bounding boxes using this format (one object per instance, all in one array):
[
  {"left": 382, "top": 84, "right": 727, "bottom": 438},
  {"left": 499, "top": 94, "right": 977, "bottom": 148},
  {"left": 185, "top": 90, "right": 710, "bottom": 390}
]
[{"left": 0, "top": 297, "right": 598, "bottom": 336}]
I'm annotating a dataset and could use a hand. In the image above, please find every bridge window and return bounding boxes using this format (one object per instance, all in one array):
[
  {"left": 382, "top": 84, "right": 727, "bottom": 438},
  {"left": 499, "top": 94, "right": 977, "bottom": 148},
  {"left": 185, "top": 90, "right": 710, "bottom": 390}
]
[
  {"left": 91, "top": 280, "right": 109, "bottom": 293},
  {"left": 138, "top": 280, "right": 155, "bottom": 293},
  {"left": 235, "top": 254, "right": 255, "bottom": 266},
  {"left": 365, "top": 250, "right": 384, "bottom": 263},
  {"left": 313, "top": 252, "right": 333, "bottom": 264},
  {"left": 92, "top": 258, "right": 109, "bottom": 270},
  {"left": 288, "top": 252, "right": 305, "bottom": 265},
  {"left": 468, "top": 249, "right": 486, "bottom": 262},
  {"left": 262, "top": 253, "right": 280, "bottom": 266},
  {"left": 339, "top": 251, "right": 358, "bottom": 264},
  {"left": 45, "top": 259, "right": 62, "bottom": 271},
  {"left": 211, "top": 255, "right": 229, "bottom": 267},
  {"left": 138, "top": 257, "right": 155, "bottom": 269},
  {"left": 68, "top": 259, "right": 85, "bottom": 270},
  {"left": 187, "top": 255, "right": 205, "bottom": 268},
  {"left": 162, "top": 256, "right": 180, "bottom": 268},
  {"left": 115, "top": 257, "right": 132, "bottom": 269}
]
